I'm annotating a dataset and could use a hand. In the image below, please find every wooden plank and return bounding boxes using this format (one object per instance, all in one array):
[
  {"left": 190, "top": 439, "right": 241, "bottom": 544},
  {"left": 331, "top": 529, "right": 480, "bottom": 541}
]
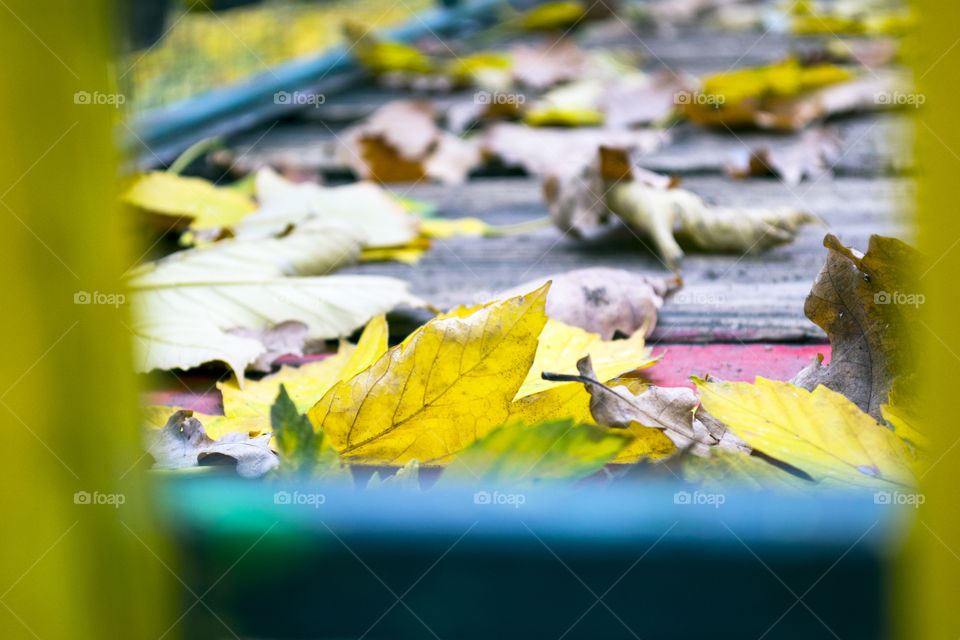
[
  {"left": 218, "top": 111, "right": 910, "bottom": 178},
  {"left": 638, "top": 115, "right": 913, "bottom": 176},
  {"left": 333, "top": 175, "right": 911, "bottom": 342}
]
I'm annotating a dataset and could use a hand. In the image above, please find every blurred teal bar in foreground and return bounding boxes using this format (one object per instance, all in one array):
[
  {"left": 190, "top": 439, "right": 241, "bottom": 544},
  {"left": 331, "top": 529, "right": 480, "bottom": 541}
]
[{"left": 159, "top": 477, "right": 906, "bottom": 639}]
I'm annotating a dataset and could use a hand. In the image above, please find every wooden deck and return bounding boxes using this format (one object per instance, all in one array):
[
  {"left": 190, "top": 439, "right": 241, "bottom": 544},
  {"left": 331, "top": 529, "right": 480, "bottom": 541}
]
[
  {"left": 148, "top": 24, "right": 913, "bottom": 409},
  {"left": 215, "top": 25, "right": 912, "bottom": 346}
]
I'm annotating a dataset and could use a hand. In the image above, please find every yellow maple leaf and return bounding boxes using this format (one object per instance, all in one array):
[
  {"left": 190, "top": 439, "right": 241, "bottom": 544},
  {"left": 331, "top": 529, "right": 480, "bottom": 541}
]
[
  {"left": 701, "top": 58, "right": 853, "bottom": 107},
  {"left": 219, "top": 315, "right": 390, "bottom": 420},
  {"left": 612, "top": 422, "right": 677, "bottom": 465},
  {"left": 519, "top": 0, "right": 586, "bottom": 30},
  {"left": 695, "top": 377, "right": 917, "bottom": 490},
  {"left": 509, "top": 320, "right": 657, "bottom": 426},
  {"left": 122, "top": 171, "right": 256, "bottom": 230},
  {"left": 145, "top": 316, "right": 390, "bottom": 441},
  {"left": 880, "top": 375, "right": 928, "bottom": 468},
  {"left": 308, "top": 284, "right": 550, "bottom": 465}
]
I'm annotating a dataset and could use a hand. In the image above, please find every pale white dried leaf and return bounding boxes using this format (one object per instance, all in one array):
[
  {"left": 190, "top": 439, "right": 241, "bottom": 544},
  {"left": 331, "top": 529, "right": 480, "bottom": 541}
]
[
  {"left": 145, "top": 410, "right": 278, "bottom": 478},
  {"left": 605, "top": 180, "right": 817, "bottom": 269},
  {"left": 241, "top": 168, "right": 420, "bottom": 247}
]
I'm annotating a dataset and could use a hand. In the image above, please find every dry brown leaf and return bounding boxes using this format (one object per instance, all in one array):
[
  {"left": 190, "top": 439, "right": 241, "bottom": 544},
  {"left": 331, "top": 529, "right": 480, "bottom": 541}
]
[
  {"left": 601, "top": 72, "right": 690, "bottom": 128},
  {"left": 823, "top": 38, "right": 899, "bottom": 68},
  {"left": 484, "top": 123, "right": 669, "bottom": 177},
  {"left": 497, "top": 267, "right": 680, "bottom": 339},
  {"left": 727, "top": 127, "right": 841, "bottom": 186},
  {"left": 335, "top": 100, "right": 480, "bottom": 183},
  {"left": 145, "top": 410, "right": 278, "bottom": 478},
  {"left": 792, "top": 234, "right": 923, "bottom": 421},
  {"left": 543, "top": 356, "right": 747, "bottom": 455}
]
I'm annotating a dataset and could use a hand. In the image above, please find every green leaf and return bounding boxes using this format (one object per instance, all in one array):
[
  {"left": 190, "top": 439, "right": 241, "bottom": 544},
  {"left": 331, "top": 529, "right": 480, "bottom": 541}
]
[
  {"left": 271, "top": 384, "right": 348, "bottom": 480},
  {"left": 439, "top": 419, "right": 631, "bottom": 487},
  {"left": 367, "top": 459, "right": 421, "bottom": 490},
  {"left": 683, "top": 450, "right": 813, "bottom": 492}
]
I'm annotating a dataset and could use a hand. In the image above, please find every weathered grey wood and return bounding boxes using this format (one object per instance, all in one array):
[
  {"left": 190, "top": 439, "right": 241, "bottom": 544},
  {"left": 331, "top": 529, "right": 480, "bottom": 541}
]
[
  {"left": 638, "top": 115, "right": 913, "bottom": 176},
  {"left": 219, "top": 111, "right": 910, "bottom": 179},
  {"left": 337, "top": 176, "right": 912, "bottom": 342},
  {"left": 579, "top": 27, "right": 891, "bottom": 74},
  {"left": 213, "top": 21, "right": 913, "bottom": 344}
]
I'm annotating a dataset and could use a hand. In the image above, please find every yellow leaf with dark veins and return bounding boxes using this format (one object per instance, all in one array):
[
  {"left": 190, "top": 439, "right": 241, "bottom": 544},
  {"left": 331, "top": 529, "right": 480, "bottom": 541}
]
[{"left": 308, "top": 284, "right": 550, "bottom": 465}]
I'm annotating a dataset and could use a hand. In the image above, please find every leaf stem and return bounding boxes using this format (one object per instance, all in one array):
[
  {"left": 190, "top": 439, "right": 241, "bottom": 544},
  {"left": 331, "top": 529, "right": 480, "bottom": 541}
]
[
  {"left": 167, "top": 136, "right": 224, "bottom": 175},
  {"left": 486, "top": 216, "right": 553, "bottom": 236}
]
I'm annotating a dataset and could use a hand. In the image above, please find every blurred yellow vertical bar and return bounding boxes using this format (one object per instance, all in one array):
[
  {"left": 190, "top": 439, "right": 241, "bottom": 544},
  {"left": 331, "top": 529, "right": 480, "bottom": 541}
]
[
  {"left": 0, "top": 1, "right": 170, "bottom": 639},
  {"left": 905, "top": 0, "right": 960, "bottom": 638}
]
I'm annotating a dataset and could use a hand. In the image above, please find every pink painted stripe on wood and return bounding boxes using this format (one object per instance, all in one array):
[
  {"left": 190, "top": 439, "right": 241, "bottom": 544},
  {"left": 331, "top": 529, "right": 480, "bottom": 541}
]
[
  {"left": 144, "top": 344, "right": 831, "bottom": 414},
  {"left": 640, "top": 344, "right": 829, "bottom": 389}
]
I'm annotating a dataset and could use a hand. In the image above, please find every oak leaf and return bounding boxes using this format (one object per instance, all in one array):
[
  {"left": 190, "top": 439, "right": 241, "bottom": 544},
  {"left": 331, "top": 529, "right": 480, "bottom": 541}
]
[{"left": 791, "top": 234, "right": 923, "bottom": 421}]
